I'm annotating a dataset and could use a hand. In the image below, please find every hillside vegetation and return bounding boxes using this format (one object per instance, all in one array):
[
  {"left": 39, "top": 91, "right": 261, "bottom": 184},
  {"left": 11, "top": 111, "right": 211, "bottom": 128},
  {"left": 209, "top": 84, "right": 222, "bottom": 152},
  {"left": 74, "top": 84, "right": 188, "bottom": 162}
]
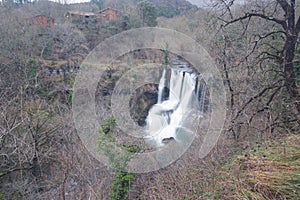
[
  {"left": 0, "top": 0, "right": 299, "bottom": 199},
  {"left": 216, "top": 134, "right": 300, "bottom": 199}
]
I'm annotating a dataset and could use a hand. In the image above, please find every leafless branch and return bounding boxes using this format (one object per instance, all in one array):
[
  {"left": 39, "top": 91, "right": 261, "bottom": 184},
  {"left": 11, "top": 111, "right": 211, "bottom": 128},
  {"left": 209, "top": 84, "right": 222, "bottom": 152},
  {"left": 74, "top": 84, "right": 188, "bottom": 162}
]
[
  {"left": 232, "top": 80, "right": 284, "bottom": 123},
  {"left": 276, "top": 0, "right": 290, "bottom": 13},
  {"left": 223, "top": 13, "right": 287, "bottom": 29}
]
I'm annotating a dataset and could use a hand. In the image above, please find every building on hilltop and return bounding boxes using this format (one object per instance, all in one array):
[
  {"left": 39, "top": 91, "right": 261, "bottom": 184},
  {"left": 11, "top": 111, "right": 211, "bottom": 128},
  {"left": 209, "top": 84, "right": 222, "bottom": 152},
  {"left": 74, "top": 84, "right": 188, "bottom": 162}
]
[
  {"left": 26, "top": 15, "right": 55, "bottom": 27},
  {"left": 65, "top": 8, "right": 121, "bottom": 25},
  {"left": 97, "top": 8, "right": 120, "bottom": 23},
  {"left": 65, "top": 11, "right": 97, "bottom": 24}
]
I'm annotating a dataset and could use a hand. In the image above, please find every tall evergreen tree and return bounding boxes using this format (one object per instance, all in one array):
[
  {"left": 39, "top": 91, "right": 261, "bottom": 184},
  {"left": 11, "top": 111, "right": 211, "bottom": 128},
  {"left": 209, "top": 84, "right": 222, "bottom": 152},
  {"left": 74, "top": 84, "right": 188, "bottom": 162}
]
[{"left": 138, "top": 0, "right": 158, "bottom": 27}]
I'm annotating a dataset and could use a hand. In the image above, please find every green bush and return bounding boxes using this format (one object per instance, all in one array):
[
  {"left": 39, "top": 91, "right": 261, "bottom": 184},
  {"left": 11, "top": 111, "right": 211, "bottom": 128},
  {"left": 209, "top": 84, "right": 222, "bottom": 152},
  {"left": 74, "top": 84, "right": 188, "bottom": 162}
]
[
  {"left": 111, "top": 171, "right": 136, "bottom": 200},
  {"left": 27, "top": 58, "right": 38, "bottom": 80},
  {"left": 101, "top": 116, "right": 117, "bottom": 135},
  {"left": 98, "top": 117, "right": 137, "bottom": 200}
]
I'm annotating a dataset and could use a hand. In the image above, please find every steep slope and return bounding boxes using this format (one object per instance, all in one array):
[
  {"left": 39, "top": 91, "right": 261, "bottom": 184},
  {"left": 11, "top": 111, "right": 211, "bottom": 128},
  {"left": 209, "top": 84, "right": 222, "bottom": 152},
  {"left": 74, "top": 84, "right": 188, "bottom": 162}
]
[
  {"left": 103, "top": 0, "right": 197, "bottom": 18},
  {"left": 149, "top": 0, "right": 197, "bottom": 17},
  {"left": 150, "top": 0, "right": 196, "bottom": 10}
]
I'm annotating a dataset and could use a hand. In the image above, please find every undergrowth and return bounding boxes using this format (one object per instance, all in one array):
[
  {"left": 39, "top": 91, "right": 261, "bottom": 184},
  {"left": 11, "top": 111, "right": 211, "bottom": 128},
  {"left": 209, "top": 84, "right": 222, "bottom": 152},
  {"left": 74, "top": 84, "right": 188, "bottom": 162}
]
[
  {"left": 98, "top": 116, "right": 138, "bottom": 200},
  {"left": 217, "top": 134, "right": 300, "bottom": 200}
]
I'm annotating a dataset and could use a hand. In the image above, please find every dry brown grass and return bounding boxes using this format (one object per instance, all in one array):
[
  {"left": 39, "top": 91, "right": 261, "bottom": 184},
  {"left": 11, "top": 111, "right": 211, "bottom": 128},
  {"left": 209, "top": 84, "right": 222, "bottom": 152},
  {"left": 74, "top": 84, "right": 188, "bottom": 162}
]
[
  {"left": 126, "top": 133, "right": 299, "bottom": 200},
  {"left": 217, "top": 134, "right": 300, "bottom": 200}
]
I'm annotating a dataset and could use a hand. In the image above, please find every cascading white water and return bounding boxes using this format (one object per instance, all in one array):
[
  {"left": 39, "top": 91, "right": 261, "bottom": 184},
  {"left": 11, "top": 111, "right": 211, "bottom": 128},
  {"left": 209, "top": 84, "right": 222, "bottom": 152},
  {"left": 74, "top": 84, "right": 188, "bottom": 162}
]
[
  {"left": 199, "top": 83, "right": 206, "bottom": 113},
  {"left": 195, "top": 77, "right": 200, "bottom": 102},
  {"left": 157, "top": 68, "right": 166, "bottom": 104},
  {"left": 146, "top": 64, "right": 204, "bottom": 146}
]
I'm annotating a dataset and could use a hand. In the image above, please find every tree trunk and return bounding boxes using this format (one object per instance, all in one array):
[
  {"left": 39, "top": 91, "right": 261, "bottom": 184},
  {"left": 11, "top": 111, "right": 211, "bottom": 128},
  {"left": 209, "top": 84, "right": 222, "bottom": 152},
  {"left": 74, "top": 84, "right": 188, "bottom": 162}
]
[{"left": 283, "top": 26, "right": 300, "bottom": 119}]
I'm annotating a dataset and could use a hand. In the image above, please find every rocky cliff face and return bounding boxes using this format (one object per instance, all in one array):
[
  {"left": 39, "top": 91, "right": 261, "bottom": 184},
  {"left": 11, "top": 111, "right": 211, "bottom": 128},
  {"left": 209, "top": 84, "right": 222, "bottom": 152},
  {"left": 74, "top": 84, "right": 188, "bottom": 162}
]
[{"left": 130, "top": 84, "right": 158, "bottom": 126}]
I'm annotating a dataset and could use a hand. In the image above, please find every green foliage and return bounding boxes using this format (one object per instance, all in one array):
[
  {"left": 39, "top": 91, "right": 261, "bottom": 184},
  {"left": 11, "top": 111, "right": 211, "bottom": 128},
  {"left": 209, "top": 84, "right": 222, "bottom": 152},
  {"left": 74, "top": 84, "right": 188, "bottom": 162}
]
[
  {"left": 203, "top": 192, "right": 221, "bottom": 199},
  {"left": 111, "top": 171, "right": 136, "bottom": 200},
  {"left": 98, "top": 117, "right": 138, "bottom": 200},
  {"left": 121, "top": 15, "right": 130, "bottom": 30},
  {"left": 163, "top": 48, "right": 169, "bottom": 66},
  {"left": 67, "top": 74, "right": 76, "bottom": 86},
  {"left": 27, "top": 58, "right": 38, "bottom": 80},
  {"left": 66, "top": 90, "right": 73, "bottom": 105},
  {"left": 101, "top": 116, "right": 117, "bottom": 135},
  {"left": 123, "top": 144, "right": 140, "bottom": 153},
  {"left": 65, "top": 75, "right": 76, "bottom": 104},
  {"left": 129, "top": 16, "right": 142, "bottom": 28},
  {"left": 98, "top": 116, "right": 137, "bottom": 168},
  {"left": 99, "top": 118, "right": 144, "bottom": 170},
  {"left": 35, "top": 87, "right": 48, "bottom": 98},
  {"left": 108, "top": 25, "right": 119, "bottom": 35},
  {"left": 138, "top": 0, "right": 158, "bottom": 27},
  {"left": 157, "top": 6, "right": 179, "bottom": 18}
]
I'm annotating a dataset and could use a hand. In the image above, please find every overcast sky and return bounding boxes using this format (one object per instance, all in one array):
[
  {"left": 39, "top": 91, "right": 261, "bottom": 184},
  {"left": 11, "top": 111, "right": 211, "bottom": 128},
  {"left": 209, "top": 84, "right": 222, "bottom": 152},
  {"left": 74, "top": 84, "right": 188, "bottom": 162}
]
[
  {"left": 187, "top": 0, "right": 210, "bottom": 7},
  {"left": 15, "top": 0, "right": 244, "bottom": 7},
  {"left": 48, "top": 0, "right": 211, "bottom": 6}
]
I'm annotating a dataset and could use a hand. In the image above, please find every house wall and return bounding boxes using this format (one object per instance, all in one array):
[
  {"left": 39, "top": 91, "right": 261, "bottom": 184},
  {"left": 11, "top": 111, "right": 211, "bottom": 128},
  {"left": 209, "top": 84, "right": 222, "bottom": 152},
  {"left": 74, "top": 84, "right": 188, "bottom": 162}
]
[
  {"left": 29, "top": 15, "right": 54, "bottom": 27},
  {"left": 99, "top": 9, "right": 118, "bottom": 22},
  {"left": 66, "top": 13, "right": 96, "bottom": 24}
]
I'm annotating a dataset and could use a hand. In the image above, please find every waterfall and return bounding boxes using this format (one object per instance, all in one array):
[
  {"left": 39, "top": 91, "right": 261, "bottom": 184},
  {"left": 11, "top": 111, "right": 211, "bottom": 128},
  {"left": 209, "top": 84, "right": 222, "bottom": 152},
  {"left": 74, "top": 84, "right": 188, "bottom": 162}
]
[
  {"left": 199, "top": 82, "right": 206, "bottom": 113},
  {"left": 195, "top": 77, "right": 200, "bottom": 102},
  {"left": 146, "top": 64, "right": 202, "bottom": 146},
  {"left": 157, "top": 68, "right": 166, "bottom": 103}
]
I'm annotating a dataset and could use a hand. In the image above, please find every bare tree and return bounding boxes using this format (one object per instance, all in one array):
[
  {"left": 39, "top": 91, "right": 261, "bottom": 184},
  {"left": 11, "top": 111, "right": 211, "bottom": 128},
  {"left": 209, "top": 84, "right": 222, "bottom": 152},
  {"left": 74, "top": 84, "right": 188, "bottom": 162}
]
[
  {"left": 0, "top": 5, "right": 110, "bottom": 199},
  {"left": 207, "top": 0, "right": 300, "bottom": 139}
]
